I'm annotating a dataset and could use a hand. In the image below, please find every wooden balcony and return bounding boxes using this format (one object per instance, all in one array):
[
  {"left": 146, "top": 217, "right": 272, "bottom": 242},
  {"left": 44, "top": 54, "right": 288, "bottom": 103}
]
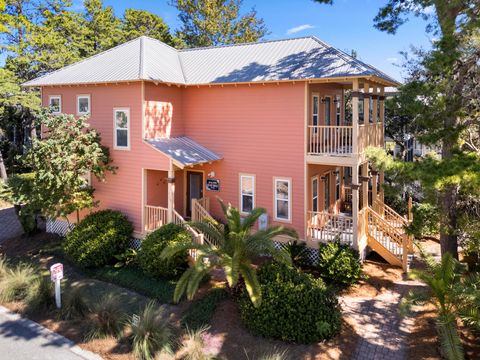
[
  {"left": 307, "top": 122, "right": 383, "bottom": 158},
  {"left": 306, "top": 211, "right": 354, "bottom": 245}
]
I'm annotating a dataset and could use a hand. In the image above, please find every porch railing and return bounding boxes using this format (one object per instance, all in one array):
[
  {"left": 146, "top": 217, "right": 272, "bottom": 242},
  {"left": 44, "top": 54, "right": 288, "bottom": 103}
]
[
  {"left": 192, "top": 198, "right": 221, "bottom": 246},
  {"left": 307, "top": 211, "right": 354, "bottom": 245},
  {"left": 358, "top": 122, "right": 383, "bottom": 150},
  {"left": 308, "top": 125, "right": 353, "bottom": 155},
  {"left": 144, "top": 205, "right": 168, "bottom": 232}
]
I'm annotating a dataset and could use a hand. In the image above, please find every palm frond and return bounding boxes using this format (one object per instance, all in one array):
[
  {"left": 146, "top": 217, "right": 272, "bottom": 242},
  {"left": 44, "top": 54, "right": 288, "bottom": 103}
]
[
  {"left": 399, "top": 289, "right": 432, "bottom": 316},
  {"left": 436, "top": 312, "right": 464, "bottom": 360},
  {"left": 188, "top": 221, "right": 224, "bottom": 247},
  {"left": 174, "top": 267, "right": 196, "bottom": 303},
  {"left": 160, "top": 241, "right": 210, "bottom": 260},
  {"left": 241, "top": 207, "right": 266, "bottom": 230},
  {"left": 240, "top": 262, "right": 262, "bottom": 307}
]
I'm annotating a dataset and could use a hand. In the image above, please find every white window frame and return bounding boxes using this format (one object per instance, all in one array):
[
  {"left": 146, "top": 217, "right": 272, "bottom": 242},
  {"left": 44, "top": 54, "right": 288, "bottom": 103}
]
[
  {"left": 113, "top": 108, "right": 130, "bottom": 150},
  {"left": 48, "top": 95, "right": 61, "bottom": 114},
  {"left": 77, "top": 94, "right": 91, "bottom": 116},
  {"left": 335, "top": 96, "right": 341, "bottom": 126},
  {"left": 239, "top": 174, "right": 255, "bottom": 214},
  {"left": 311, "top": 176, "right": 319, "bottom": 212},
  {"left": 274, "top": 177, "right": 292, "bottom": 222}
]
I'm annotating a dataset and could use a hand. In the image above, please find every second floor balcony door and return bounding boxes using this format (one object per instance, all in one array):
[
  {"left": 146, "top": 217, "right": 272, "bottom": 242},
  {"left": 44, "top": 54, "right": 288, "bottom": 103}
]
[{"left": 187, "top": 171, "right": 203, "bottom": 218}]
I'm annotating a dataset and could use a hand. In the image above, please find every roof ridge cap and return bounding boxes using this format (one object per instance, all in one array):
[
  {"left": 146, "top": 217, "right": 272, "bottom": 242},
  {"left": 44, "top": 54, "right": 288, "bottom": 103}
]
[{"left": 139, "top": 36, "right": 145, "bottom": 79}]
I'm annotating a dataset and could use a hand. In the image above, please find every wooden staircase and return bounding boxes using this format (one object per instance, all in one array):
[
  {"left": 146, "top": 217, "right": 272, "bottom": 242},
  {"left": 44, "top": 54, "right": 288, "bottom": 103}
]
[{"left": 366, "top": 202, "right": 413, "bottom": 271}]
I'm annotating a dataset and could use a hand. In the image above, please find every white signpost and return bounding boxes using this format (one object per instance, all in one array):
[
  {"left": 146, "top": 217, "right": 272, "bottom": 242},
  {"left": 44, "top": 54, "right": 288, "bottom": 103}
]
[{"left": 50, "top": 263, "right": 63, "bottom": 308}]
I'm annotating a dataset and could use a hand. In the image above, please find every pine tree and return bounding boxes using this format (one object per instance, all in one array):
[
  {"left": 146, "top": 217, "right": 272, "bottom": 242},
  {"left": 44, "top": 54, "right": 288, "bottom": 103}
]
[
  {"left": 172, "top": 0, "right": 267, "bottom": 47},
  {"left": 120, "top": 9, "right": 175, "bottom": 46}
]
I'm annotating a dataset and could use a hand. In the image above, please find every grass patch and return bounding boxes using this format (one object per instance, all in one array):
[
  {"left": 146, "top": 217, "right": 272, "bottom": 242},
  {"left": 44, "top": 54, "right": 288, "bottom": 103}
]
[
  {"left": 87, "top": 266, "right": 177, "bottom": 304},
  {"left": 181, "top": 287, "right": 227, "bottom": 330}
]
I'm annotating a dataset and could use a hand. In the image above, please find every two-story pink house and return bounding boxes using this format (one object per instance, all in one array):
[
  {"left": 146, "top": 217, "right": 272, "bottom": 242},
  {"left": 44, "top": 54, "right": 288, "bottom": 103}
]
[{"left": 25, "top": 36, "right": 412, "bottom": 269}]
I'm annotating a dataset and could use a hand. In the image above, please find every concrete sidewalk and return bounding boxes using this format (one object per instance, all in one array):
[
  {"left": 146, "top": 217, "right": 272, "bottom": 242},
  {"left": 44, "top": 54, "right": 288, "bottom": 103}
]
[{"left": 0, "top": 306, "right": 102, "bottom": 360}]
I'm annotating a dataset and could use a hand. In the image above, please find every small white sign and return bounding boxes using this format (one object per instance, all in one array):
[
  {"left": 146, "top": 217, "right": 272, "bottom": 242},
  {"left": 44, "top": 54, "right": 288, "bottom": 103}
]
[
  {"left": 132, "top": 314, "right": 140, "bottom": 327},
  {"left": 258, "top": 213, "right": 268, "bottom": 231},
  {"left": 50, "top": 263, "right": 64, "bottom": 282}
]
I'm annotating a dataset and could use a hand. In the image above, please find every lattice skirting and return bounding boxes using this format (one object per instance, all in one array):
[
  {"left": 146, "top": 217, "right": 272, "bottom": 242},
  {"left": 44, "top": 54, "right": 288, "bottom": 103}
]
[
  {"left": 272, "top": 240, "right": 320, "bottom": 266},
  {"left": 129, "top": 238, "right": 142, "bottom": 251},
  {"left": 46, "top": 219, "right": 75, "bottom": 236}
]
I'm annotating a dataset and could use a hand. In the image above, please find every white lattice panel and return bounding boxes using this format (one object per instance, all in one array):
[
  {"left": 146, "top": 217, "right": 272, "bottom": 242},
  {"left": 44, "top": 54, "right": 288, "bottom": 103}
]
[{"left": 46, "top": 219, "right": 74, "bottom": 236}]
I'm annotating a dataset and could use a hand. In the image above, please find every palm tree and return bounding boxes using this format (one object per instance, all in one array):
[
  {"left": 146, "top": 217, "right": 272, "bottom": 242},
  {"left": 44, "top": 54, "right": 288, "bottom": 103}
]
[
  {"left": 400, "top": 247, "right": 465, "bottom": 360},
  {"left": 160, "top": 199, "right": 297, "bottom": 307}
]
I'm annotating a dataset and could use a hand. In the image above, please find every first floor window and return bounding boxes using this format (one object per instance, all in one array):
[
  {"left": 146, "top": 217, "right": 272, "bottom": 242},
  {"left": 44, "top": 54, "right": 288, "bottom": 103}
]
[
  {"left": 114, "top": 108, "right": 130, "bottom": 149},
  {"left": 240, "top": 174, "right": 255, "bottom": 213},
  {"left": 49, "top": 95, "right": 61, "bottom": 114},
  {"left": 312, "top": 177, "right": 318, "bottom": 212},
  {"left": 274, "top": 177, "right": 291, "bottom": 221},
  {"left": 77, "top": 95, "right": 90, "bottom": 115}
]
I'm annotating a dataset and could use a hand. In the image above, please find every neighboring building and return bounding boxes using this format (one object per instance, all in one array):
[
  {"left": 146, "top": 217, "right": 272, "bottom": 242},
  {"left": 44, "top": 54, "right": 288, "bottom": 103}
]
[{"left": 24, "top": 36, "right": 411, "bottom": 269}]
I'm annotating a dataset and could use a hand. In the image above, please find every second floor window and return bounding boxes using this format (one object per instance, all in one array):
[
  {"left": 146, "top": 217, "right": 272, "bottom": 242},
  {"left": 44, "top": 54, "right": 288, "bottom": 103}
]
[
  {"left": 240, "top": 174, "right": 255, "bottom": 213},
  {"left": 49, "top": 95, "right": 61, "bottom": 114},
  {"left": 324, "top": 97, "right": 331, "bottom": 125},
  {"left": 114, "top": 108, "right": 130, "bottom": 149},
  {"left": 336, "top": 96, "right": 341, "bottom": 126},
  {"left": 77, "top": 95, "right": 90, "bottom": 115},
  {"left": 312, "top": 94, "right": 319, "bottom": 127},
  {"left": 358, "top": 94, "right": 364, "bottom": 124}
]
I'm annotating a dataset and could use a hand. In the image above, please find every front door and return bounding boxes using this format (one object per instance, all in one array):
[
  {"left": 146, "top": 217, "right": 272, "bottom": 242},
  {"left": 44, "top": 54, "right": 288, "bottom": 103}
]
[{"left": 186, "top": 171, "right": 203, "bottom": 217}]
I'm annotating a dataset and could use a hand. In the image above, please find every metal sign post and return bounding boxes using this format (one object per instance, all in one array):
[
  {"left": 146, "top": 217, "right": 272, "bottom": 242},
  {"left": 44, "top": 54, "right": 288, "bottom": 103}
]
[{"left": 50, "top": 263, "right": 64, "bottom": 309}]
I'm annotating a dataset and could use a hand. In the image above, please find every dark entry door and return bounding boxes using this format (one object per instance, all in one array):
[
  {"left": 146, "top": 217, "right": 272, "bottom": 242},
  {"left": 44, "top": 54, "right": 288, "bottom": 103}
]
[{"left": 186, "top": 171, "right": 203, "bottom": 217}]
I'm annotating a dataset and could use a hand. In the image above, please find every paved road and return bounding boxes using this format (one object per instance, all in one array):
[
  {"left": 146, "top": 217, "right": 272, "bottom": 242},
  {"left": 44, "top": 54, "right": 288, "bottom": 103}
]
[
  {"left": 0, "top": 307, "right": 101, "bottom": 360},
  {"left": 0, "top": 207, "right": 23, "bottom": 242}
]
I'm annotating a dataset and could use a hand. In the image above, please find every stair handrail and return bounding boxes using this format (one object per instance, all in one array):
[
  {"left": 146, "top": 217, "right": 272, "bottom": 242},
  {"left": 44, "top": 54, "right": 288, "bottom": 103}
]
[
  {"left": 191, "top": 198, "right": 222, "bottom": 246},
  {"left": 373, "top": 199, "right": 408, "bottom": 230},
  {"left": 366, "top": 207, "right": 411, "bottom": 271}
]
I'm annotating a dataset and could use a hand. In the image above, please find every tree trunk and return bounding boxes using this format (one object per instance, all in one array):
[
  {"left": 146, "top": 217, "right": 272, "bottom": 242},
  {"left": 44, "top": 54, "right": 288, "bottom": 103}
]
[
  {"left": 0, "top": 151, "right": 7, "bottom": 180},
  {"left": 439, "top": 189, "right": 459, "bottom": 259}
]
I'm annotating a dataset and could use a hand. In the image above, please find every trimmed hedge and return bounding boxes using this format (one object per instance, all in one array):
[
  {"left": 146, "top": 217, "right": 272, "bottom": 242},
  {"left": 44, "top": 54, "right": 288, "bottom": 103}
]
[
  {"left": 317, "top": 241, "right": 362, "bottom": 286},
  {"left": 64, "top": 210, "right": 133, "bottom": 268},
  {"left": 239, "top": 262, "right": 342, "bottom": 343},
  {"left": 138, "top": 223, "right": 189, "bottom": 279}
]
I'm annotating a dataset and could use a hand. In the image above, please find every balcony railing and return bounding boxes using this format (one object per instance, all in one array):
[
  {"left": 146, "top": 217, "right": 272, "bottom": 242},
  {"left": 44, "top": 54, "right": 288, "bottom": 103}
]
[
  {"left": 308, "top": 123, "right": 383, "bottom": 156},
  {"left": 307, "top": 211, "right": 354, "bottom": 245},
  {"left": 308, "top": 125, "right": 352, "bottom": 155}
]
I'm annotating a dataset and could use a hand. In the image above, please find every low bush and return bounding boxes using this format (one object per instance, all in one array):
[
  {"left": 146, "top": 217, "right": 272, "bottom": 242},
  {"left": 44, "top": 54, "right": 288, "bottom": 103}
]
[
  {"left": 25, "top": 275, "right": 55, "bottom": 313},
  {"left": 88, "top": 266, "right": 176, "bottom": 304},
  {"left": 86, "top": 294, "right": 124, "bottom": 340},
  {"left": 281, "top": 240, "right": 309, "bottom": 268},
  {"left": 60, "top": 287, "right": 90, "bottom": 320},
  {"left": 129, "top": 300, "right": 172, "bottom": 360},
  {"left": 64, "top": 209, "right": 133, "bottom": 268},
  {"left": 317, "top": 241, "right": 362, "bottom": 286},
  {"left": 181, "top": 287, "right": 227, "bottom": 330},
  {"left": 138, "top": 223, "right": 189, "bottom": 279},
  {"left": 239, "top": 262, "right": 342, "bottom": 344},
  {"left": 0, "top": 263, "right": 36, "bottom": 302}
]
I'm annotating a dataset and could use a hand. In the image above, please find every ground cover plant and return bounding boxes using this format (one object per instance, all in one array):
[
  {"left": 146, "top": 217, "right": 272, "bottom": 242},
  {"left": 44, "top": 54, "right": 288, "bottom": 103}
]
[{"left": 181, "top": 287, "right": 227, "bottom": 330}]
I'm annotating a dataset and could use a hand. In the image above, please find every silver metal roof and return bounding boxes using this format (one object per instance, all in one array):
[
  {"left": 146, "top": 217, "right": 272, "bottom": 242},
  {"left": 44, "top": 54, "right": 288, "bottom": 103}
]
[
  {"left": 23, "top": 36, "right": 399, "bottom": 87},
  {"left": 145, "top": 137, "right": 222, "bottom": 168}
]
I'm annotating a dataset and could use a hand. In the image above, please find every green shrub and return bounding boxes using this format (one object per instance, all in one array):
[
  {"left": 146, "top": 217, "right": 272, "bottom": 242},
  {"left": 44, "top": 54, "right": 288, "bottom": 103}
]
[
  {"left": 239, "top": 262, "right": 341, "bottom": 343},
  {"left": 181, "top": 287, "right": 227, "bottom": 330},
  {"left": 280, "top": 240, "right": 309, "bottom": 268},
  {"left": 317, "top": 241, "right": 362, "bottom": 286},
  {"left": 129, "top": 300, "right": 172, "bottom": 360},
  {"left": 0, "top": 263, "right": 36, "bottom": 302},
  {"left": 138, "top": 223, "right": 190, "bottom": 279},
  {"left": 86, "top": 294, "right": 124, "bottom": 340},
  {"left": 64, "top": 209, "right": 133, "bottom": 268}
]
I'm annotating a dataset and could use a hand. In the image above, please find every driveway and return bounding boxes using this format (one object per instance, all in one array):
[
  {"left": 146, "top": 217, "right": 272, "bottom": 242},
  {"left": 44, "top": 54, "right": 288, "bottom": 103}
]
[
  {"left": 0, "top": 207, "right": 23, "bottom": 242},
  {"left": 0, "top": 307, "right": 101, "bottom": 360}
]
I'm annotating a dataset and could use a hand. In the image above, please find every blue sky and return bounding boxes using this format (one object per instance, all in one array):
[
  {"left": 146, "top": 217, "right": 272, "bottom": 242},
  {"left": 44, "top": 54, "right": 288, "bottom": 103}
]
[
  {"left": 5, "top": 0, "right": 436, "bottom": 82},
  {"left": 99, "top": 0, "right": 434, "bottom": 82}
]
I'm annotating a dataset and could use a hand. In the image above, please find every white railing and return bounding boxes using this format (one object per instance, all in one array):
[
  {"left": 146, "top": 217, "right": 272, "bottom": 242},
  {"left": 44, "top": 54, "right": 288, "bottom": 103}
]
[
  {"left": 308, "top": 125, "right": 353, "bottom": 155},
  {"left": 307, "top": 211, "right": 354, "bottom": 245},
  {"left": 358, "top": 122, "right": 383, "bottom": 150},
  {"left": 192, "top": 198, "right": 221, "bottom": 246},
  {"left": 144, "top": 205, "right": 168, "bottom": 232}
]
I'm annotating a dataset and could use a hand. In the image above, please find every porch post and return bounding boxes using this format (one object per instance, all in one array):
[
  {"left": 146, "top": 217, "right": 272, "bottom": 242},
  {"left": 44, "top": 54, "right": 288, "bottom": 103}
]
[
  {"left": 351, "top": 165, "right": 359, "bottom": 251},
  {"left": 371, "top": 170, "right": 378, "bottom": 211},
  {"left": 361, "top": 162, "right": 369, "bottom": 209},
  {"left": 352, "top": 79, "right": 359, "bottom": 155},
  {"left": 167, "top": 160, "right": 175, "bottom": 223},
  {"left": 379, "top": 170, "right": 385, "bottom": 213},
  {"left": 379, "top": 87, "right": 385, "bottom": 146},
  {"left": 364, "top": 82, "right": 370, "bottom": 124}
]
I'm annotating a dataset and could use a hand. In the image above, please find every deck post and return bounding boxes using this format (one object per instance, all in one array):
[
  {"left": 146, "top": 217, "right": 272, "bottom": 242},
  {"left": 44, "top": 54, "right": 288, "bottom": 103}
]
[
  {"left": 351, "top": 165, "right": 359, "bottom": 251},
  {"left": 167, "top": 160, "right": 175, "bottom": 224},
  {"left": 371, "top": 170, "right": 378, "bottom": 211},
  {"left": 379, "top": 170, "right": 385, "bottom": 214},
  {"left": 361, "top": 162, "right": 369, "bottom": 210},
  {"left": 352, "top": 79, "right": 359, "bottom": 155}
]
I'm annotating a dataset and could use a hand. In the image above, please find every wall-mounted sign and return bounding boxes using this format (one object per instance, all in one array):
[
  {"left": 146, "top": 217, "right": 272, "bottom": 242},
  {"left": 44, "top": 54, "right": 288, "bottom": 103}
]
[{"left": 206, "top": 179, "right": 220, "bottom": 192}]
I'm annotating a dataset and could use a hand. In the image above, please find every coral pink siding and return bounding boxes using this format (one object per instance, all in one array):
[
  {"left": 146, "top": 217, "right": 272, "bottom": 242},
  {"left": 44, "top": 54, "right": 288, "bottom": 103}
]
[
  {"left": 42, "top": 83, "right": 171, "bottom": 233},
  {"left": 181, "top": 82, "right": 306, "bottom": 237}
]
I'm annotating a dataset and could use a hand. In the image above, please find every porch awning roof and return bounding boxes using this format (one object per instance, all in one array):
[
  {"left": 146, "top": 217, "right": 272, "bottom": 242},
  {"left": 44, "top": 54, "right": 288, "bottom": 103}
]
[{"left": 145, "top": 137, "right": 222, "bottom": 168}]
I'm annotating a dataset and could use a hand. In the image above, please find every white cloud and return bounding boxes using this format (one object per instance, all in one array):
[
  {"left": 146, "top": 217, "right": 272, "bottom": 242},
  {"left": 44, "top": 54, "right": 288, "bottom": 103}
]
[
  {"left": 422, "top": 5, "right": 435, "bottom": 15},
  {"left": 286, "top": 24, "right": 315, "bottom": 35},
  {"left": 387, "top": 57, "right": 399, "bottom": 64}
]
